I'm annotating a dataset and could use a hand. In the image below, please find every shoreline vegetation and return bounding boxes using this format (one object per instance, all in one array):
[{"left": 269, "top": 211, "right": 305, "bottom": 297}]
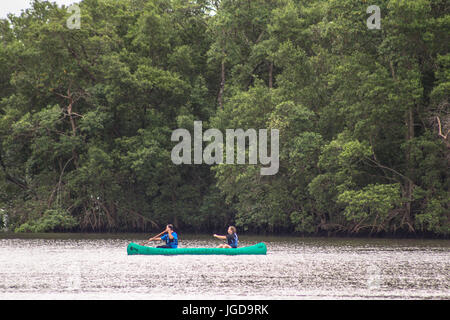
[{"left": 0, "top": 0, "right": 449, "bottom": 238}]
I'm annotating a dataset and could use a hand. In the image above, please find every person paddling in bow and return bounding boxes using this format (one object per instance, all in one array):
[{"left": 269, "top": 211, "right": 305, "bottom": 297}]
[
  {"left": 213, "top": 226, "right": 238, "bottom": 248},
  {"left": 147, "top": 224, "right": 178, "bottom": 248}
]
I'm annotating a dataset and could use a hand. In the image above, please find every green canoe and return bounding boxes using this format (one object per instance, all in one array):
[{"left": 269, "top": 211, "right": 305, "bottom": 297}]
[{"left": 127, "top": 242, "right": 267, "bottom": 255}]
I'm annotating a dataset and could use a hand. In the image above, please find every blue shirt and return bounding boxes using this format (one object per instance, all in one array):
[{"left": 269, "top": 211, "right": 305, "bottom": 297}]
[
  {"left": 161, "top": 232, "right": 178, "bottom": 248},
  {"left": 226, "top": 233, "right": 238, "bottom": 248}
]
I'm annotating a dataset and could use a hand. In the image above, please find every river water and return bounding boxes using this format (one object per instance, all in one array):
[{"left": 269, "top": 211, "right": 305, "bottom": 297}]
[{"left": 0, "top": 234, "right": 448, "bottom": 299}]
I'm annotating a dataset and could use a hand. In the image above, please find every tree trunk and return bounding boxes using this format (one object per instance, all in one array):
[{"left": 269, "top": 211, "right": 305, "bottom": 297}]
[
  {"left": 391, "top": 59, "right": 414, "bottom": 232},
  {"left": 404, "top": 107, "right": 415, "bottom": 231},
  {"left": 218, "top": 59, "right": 225, "bottom": 110},
  {"left": 55, "top": 87, "right": 80, "bottom": 168},
  {"left": 67, "top": 99, "right": 79, "bottom": 168},
  {"left": 268, "top": 61, "right": 273, "bottom": 89}
]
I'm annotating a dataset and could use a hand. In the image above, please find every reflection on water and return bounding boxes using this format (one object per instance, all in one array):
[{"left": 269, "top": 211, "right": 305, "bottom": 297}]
[{"left": 0, "top": 234, "right": 448, "bottom": 299}]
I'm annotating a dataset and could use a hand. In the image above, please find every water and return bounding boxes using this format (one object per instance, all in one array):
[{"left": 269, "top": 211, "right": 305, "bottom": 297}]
[{"left": 0, "top": 234, "right": 449, "bottom": 299}]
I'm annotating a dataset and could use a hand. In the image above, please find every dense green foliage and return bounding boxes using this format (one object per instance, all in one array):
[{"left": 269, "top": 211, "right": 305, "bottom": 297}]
[{"left": 0, "top": 0, "right": 448, "bottom": 236}]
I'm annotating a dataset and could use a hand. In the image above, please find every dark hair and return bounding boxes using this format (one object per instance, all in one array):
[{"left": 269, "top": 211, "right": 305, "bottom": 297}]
[{"left": 167, "top": 224, "right": 174, "bottom": 230}]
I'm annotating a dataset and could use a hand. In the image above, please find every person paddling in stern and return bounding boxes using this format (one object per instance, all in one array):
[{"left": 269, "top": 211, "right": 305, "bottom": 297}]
[
  {"left": 147, "top": 224, "right": 178, "bottom": 248},
  {"left": 213, "top": 226, "right": 238, "bottom": 248}
]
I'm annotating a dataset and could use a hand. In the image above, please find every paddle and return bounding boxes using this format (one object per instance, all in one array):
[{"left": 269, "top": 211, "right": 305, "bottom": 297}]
[{"left": 139, "top": 230, "right": 166, "bottom": 246}]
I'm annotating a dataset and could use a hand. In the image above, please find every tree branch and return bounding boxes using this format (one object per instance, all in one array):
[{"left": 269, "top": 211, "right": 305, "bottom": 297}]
[{"left": 436, "top": 116, "right": 449, "bottom": 139}]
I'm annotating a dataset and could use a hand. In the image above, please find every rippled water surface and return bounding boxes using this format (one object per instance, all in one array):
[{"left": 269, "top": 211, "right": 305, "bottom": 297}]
[{"left": 0, "top": 234, "right": 449, "bottom": 299}]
